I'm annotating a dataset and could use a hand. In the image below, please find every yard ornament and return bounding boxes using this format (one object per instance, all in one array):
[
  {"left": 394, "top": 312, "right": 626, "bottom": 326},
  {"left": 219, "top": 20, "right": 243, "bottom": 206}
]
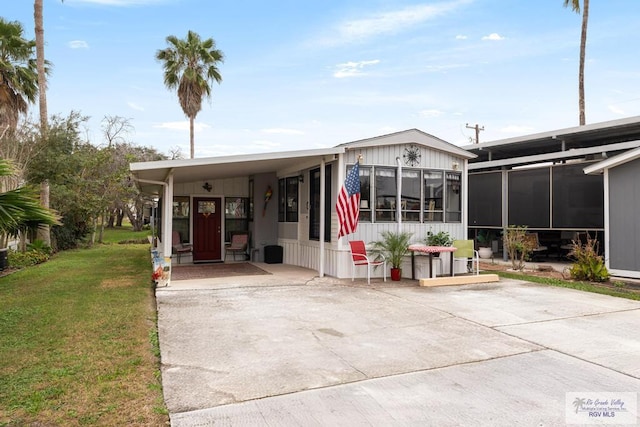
[{"left": 263, "top": 185, "right": 273, "bottom": 217}]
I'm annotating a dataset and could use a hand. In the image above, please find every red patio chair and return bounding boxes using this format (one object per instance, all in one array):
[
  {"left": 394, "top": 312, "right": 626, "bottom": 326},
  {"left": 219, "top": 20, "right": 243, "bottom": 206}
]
[
  {"left": 172, "top": 231, "right": 192, "bottom": 264},
  {"left": 349, "top": 240, "right": 386, "bottom": 284}
]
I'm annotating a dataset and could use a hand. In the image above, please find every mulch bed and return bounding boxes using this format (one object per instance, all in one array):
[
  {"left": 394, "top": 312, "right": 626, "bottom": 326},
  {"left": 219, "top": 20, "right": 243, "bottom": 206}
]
[{"left": 171, "top": 262, "right": 271, "bottom": 281}]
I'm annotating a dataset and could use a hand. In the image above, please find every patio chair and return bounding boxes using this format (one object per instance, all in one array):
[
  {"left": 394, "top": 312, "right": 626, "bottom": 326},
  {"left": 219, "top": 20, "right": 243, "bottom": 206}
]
[
  {"left": 525, "top": 233, "right": 548, "bottom": 260},
  {"left": 225, "top": 232, "right": 249, "bottom": 261},
  {"left": 452, "top": 239, "right": 479, "bottom": 275},
  {"left": 171, "top": 231, "right": 192, "bottom": 264},
  {"left": 349, "top": 240, "right": 386, "bottom": 284}
]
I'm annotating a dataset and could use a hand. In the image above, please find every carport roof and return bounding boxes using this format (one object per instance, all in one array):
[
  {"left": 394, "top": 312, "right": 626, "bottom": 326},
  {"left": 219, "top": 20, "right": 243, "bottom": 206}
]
[
  {"left": 130, "top": 147, "right": 344, "bottom": 195},
  {"left": 463, "top": 115, "right": 640, "bottom": 168}
]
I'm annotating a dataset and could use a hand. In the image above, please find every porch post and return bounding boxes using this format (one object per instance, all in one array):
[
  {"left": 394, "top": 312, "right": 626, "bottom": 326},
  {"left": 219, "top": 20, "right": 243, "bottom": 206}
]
[
  {"left": 162, "top": 173, "right": 174, "bottom": 258},
  {"left": 396, "top": 156, "right": 402, "bottom": 234},
  {"left": 319, "top": 158, "right": 326, "bottom": 277}
]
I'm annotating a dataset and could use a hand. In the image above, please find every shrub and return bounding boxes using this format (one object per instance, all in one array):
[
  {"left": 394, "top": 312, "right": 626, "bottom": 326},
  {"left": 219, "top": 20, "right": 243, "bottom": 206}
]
[
  {"left": 503, "top": 225, "right": 536, "bottom": 270},
  {"left": 8, "top": 249, "right": 50, "bottom": 268},
  {"left": 568, "top": 235, "right": 609, "bottom": 282},
  {"left": 27, "top": 239, "right": 52, "bottom": 255},
  {"left": 425, "top": 230, "right": 453, "bottom": 246}
]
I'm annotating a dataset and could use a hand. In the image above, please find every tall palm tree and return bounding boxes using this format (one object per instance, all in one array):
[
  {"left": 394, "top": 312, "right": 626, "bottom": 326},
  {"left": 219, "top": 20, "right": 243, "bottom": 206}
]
[
  {"left": 564, "top": 0, "right": 589, "bottom": 125},
  {"left": 0, "top": 18, "right": 38, "bottom": 134},
  {"left": 34, "top": 0, "right": 52, "bottom": 246},
  {"left": 156, "top": 31, "right": 224, "bottom": 159},
  {"left": 34, "top": 0, "right": 47, "bottom": 132}
]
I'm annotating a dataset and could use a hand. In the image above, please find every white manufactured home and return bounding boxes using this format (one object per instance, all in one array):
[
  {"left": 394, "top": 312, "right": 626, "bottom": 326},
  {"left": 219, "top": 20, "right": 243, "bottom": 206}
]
[{"left": 130, "top": 129, "right": 476, "bottom": 283}]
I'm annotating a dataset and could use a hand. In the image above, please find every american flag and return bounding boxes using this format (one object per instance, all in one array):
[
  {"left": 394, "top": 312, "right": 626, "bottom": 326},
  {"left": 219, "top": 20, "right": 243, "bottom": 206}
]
[{"left": 337, "top": 161, "right": 361, "bottom": 238}]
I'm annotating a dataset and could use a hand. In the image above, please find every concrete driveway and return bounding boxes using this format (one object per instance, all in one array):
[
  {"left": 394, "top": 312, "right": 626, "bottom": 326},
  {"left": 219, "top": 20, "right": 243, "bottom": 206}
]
[{"left": 157, "top": 264, "right": 640, "bottom": 426}]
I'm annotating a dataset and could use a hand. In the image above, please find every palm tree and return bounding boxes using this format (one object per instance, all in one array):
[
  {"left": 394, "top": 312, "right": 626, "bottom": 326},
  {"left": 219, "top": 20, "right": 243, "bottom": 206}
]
[
  {"left": 0, "top": 159, "right": 59, "bottom": 249},
  {"left": 156, "top": 31, "right": 224, "bottom": 159},
  {"left": 0, "top": 18, "right": 38, "bottom": 135},
  {"left": 34, "top": 0, "right": 53, "bottom": 246},
  {"left": 563, "top": 0, "right": 589, "bottom": 125}
]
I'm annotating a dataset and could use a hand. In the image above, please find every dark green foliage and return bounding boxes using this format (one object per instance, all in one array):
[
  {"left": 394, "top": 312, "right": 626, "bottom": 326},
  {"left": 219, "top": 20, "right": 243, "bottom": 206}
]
[
  {"left": 568, "top": 235, "right": 609, "bottom": 282},
  {"left": 425, "top": 230, "right": 453, "bottom": 246},
  {"left": 7, "top": 248, "right": 49, "bottom": 268}
]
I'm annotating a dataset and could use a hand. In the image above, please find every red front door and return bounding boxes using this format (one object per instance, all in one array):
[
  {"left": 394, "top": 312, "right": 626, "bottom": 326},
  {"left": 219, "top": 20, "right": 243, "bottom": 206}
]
[{"left": 192, "top": 197, "right": 222, "bottom": 262}]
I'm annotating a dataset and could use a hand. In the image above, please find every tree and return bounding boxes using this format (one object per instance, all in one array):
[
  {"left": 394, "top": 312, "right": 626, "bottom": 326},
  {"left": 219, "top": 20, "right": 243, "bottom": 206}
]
[
  {"left": 156, "top": 31, "right": 224, "bottom": 159},
  {"left": 0, "top": 158, "right": 59, "bottom": 249},
  {"left": 34, "top": 0, "right": 54, "bottom": 247},
  {"left": 0, "top": 18, "right": 38, "bottom": 135},
  {"left": 563, "top": 0, "right": 589, "bottom": 125}
]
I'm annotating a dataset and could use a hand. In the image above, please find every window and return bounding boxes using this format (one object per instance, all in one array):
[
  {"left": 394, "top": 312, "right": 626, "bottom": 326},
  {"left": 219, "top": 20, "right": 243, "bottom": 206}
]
[
  {"left": 445, "top": 172, "right": 462, "bottom": 222},
  {"left": 225, "top": 198, "right": 249, "bottom": 241},
  {"left": 278, "top": 177, "right": 298, "bottom": 222},
  {"left": 375, "top": 168, "right": 396, "bottom": 222},
  {"left": 357, "top": 166, "right": 372, "bottom": 222},
  {"left": 424, "top": 171, "right": 443, "bottom": 222},
  {"left": 344, "top": 162, "right": 463, "bottom": 224},
  {"left": 309, "top": 165, "right": 332, "bottom": 241},
  {"left": 172, "top": 196, "right": 190, "bottom": 243},
  {"left": 401, "top": 169, "right": 421, "bottom": 222}
]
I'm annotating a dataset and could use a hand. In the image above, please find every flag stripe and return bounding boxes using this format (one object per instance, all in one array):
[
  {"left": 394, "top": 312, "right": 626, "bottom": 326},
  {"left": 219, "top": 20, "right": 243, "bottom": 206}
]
[{"left": 337, "top": 161, "right": 360, "bottom": 238}]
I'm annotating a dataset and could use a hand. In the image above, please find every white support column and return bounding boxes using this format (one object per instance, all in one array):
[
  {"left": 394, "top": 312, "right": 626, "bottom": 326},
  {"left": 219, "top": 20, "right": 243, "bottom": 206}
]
[
  {"left": 319, "top": 158, "right": 326, "bottom": 278},
  {"left": 162, "top": 173, "right": 174, "bottom": 258}
]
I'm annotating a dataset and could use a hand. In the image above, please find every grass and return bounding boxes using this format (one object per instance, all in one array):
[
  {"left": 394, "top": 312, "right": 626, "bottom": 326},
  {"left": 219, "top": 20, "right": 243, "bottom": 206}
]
[
  {"left": 491, "top": 270, "right": 640, "bottom": 301},
  {"left": 0, "top": 227, "right": 168, "bottom": 426}
]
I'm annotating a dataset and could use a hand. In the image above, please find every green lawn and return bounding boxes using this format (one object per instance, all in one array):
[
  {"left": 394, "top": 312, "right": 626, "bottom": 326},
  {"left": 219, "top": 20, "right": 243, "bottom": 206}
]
[{"left": 0, "top": 228, "right": 167, "bottom": 426}]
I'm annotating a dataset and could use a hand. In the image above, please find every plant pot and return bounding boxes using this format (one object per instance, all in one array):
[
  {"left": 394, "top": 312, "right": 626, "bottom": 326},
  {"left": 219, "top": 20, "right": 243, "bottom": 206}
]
[
  {"left": 478, "top": 247, "right": 493, "bottom": 259},
  {"left": 390, "top": 267, "right": 402, "bottom": 281}
]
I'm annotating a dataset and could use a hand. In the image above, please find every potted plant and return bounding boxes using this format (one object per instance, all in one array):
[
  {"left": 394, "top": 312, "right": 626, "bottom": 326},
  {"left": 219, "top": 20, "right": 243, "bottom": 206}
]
[
  {"left": 371, "top": 231, "right": 413, "bottom": 281},
  {"left": 425, "top": 230, "right": 453, "bottom": 247},
  {"left": 476, "top": 229, "right": 494, "bottom": 259}
]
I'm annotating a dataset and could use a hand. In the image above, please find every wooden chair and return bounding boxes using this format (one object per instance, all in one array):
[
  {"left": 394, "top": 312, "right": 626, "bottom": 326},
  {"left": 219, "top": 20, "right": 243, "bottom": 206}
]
[
  {"left": 225, "top": 232, "right": 249, "bottom": 261},
  {"left": 452, "top": 240, "right": 479, "bottom": 275},
  {"left": 349, "top": 240, "right": 386, "bottom": 284},
  {"left": 171, "top": 231, "right": 192, "bottom": 264},
  {"left": 525, "top": 233, "right": 548, "bottom": 260}
]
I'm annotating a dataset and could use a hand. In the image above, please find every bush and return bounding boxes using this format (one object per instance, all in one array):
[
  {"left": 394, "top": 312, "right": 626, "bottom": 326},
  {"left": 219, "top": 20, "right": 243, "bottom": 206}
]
[
  {"left": 568, "top": 235, "right": 609, "bottom": 282},
  {"left": 425, "top": 230, "right": 453, "bottom": 246},
  {"left": 503, "top": 225, "right": 536, "bottom": 270},
  {"left": 8, "top": 249, "right": 50, "bottom": 268}
]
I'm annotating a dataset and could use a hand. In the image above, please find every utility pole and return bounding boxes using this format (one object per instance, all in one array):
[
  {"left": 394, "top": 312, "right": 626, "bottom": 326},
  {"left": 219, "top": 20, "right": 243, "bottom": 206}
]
[{"left": 466, "top": 123, "right": 485, "bottom": 144}]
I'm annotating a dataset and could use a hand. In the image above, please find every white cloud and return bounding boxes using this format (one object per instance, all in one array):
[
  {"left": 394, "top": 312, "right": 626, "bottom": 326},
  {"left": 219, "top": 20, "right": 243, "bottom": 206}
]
[
  {"left": 127, "top": 102, "right": 144, "bottom": 111},
  {"left": 500, "top": 125, "right": 534, "bottom": 134},
  {"left": 455, "top": 34, "right": 468, "bottom": 40},
  {"left": 251, "top": 140, "right": 282, "bottom": 149},
  {"left": 608, "top": 105, "right": 625, "bottom": 115},
  {"left": 154, "top": 121, "right": 210, "bottom": 132},
  {"left": 316, "top": 0, "right": 470, "bottom": 46},
  {"left": 333, "top": 60, "right": 380, "bottom": 78},
  {"left": 68, "top": 40, "right": 89, "bottom": 49},
  {"left": 261, "top": 128, "right": 305, "bottom": 135},
  {"left": 419, "top": 109, "right": 444, "bottom": 118},
  {"left": 482, "top": 33, "right": 505, "bottom": 41}
]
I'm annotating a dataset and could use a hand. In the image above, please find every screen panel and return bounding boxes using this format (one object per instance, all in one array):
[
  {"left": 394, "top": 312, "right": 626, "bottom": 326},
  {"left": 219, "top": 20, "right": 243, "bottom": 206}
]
[
  {"left": 508, "top": 168, "right": 550, "bottom": 228},
  {"left": 469, "top": 172, "right": 502, "bottom": 227},
  {"left": 552, "top": 163, "right": 603, "bottom": 228}
]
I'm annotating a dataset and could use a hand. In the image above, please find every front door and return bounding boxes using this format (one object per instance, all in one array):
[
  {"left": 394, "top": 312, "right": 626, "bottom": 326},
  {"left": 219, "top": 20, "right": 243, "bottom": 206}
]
[{"left": 192, "top": 197, "right": 222, "bottom": 262}]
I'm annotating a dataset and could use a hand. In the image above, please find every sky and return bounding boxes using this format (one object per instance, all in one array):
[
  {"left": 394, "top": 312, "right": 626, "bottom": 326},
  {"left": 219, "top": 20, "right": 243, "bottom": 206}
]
[{"left": 5, "top": 0, "right": 640, "bottom": 158}]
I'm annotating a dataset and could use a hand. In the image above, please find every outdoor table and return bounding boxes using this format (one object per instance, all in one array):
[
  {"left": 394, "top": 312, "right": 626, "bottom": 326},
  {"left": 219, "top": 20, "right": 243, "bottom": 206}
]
[{"left": 408, "top": 244, "right": 457, "bottom": 279}]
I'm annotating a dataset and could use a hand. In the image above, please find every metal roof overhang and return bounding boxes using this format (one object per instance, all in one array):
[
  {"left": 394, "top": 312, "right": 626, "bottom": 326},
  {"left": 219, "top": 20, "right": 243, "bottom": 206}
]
[
  {"left": 463, "top": 115, "right": 640, "bottom": 169},
  {"left": 130, "top": 147, "right": 345, "bottom": 195}
]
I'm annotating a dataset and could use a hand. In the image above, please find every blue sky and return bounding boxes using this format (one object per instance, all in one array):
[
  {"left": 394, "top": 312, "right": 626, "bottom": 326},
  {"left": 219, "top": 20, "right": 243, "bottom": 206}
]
[{"left": 5, "top": 0, "right": 640, "bottom": 157}]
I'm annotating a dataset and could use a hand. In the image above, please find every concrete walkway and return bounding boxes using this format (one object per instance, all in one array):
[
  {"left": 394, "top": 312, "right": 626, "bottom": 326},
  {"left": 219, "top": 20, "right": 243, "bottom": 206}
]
[{"left": 157, "top": 264, "right": 640, "bottom": 426}]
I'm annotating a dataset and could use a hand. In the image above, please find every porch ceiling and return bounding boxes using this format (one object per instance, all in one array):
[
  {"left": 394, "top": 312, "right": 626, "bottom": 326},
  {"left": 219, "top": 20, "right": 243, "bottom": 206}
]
[{"left": 130, "top": 147, "right": 345, "bottom": 195}]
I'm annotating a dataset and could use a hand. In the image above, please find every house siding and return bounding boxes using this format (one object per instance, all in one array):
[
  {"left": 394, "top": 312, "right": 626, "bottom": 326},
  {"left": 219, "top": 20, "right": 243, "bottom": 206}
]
[{"left": 608, "top": 158, "right": 640, "bottom": 274}]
